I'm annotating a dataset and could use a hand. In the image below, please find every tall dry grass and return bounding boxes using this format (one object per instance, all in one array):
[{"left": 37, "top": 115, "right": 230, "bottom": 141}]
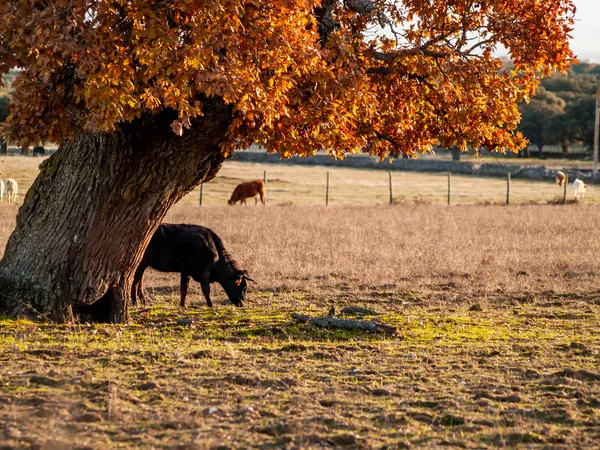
[
  {"left": 0, "top": 205, "right": 18, "bottom": 255},
  {"left": 2, "top": 201, "right": 599, "bottom": 300},
  {"left": 0, "top": 155, "right": 48, "bottom": 200},
  {"left": 164, "top": 203, "right": 600, "bottom": 297}
]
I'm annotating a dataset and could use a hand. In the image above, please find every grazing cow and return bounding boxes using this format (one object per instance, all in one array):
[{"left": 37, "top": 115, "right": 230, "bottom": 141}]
[
  {"left": 573, "top": 179, "right": 588, "bottom": 200},
  {"left": 555, "top": 171, "right": 567, "bottom": 188},
  {"left": 33, "top": 146, "right": 45, "bottom": 156},
  {"left": 132, "top": 223, "right": 253, "bottom": 308},
  {"left": 228, "top": 179, "right": 266, "bottom": 205},
  {"left": 5, "top": 178, "right": 17, "bottom": 203}
]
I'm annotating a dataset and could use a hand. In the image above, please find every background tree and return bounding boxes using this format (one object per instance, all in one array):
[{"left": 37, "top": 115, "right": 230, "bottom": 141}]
[
  {"left": 545, "top": 114, "right": 572, "bottom": 156},
  {"left": 519, "top": 62, "right": 600, "bottom": 156},
  {"left": 0, "top": 69, "right": 16, "bottom": 96},
  {"left": 560, "top": 95, "right": 597, "bottom": 150},
  {"left": 0, "top": 95, "right": 8, "bottom": 122},
  {"left": 0, "top": 70, "right": 15, "bottom": 154},
  {"left": 0, "top": 0, "right": 576, "bottom": 322},
  {"left": 0, "top": 95, "right": 8, "bottom": 154},
  {"left": 449, "top": 146, "right": 462, "bottom": 162},
  {"left": 518, "top": 87, "right": 565, "bottom": 158}
]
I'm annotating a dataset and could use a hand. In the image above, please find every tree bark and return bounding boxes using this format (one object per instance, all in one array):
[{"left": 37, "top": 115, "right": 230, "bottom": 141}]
[{"left": 0, "top": 98, "right": 233, "bottom": 323}]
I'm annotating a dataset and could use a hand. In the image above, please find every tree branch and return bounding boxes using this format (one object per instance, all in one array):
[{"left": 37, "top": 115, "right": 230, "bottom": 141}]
[
  {"left": 374, "top": 131, "right": 402, "bottom": 152},
  {"left": 371, "top": 47, "right": 447, "bottom": 61},
  {"left": 313, "top": 0, "right": 339, "bottom": 45},
  {"left": 365, "top": 67, "right": 427, "bottom": 82},
  {"left": 345, "top": 0, "right": 377, "bottom": 15}
]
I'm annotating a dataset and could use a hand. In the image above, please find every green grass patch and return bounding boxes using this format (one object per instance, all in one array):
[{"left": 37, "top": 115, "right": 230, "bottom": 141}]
[{"left": 1, "top": 294, "right": 599, "bottom": 448}]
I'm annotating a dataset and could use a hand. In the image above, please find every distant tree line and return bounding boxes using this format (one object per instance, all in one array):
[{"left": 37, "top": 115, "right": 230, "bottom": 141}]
[
  {"left": 0, "top": 93, "right": 9, "bottom": 155},
  {"left": 0, "top": 70, "right": 17, "bottom": 154},
  {"left": 518, "top": 62, "right": 600, "bottom": 158}
]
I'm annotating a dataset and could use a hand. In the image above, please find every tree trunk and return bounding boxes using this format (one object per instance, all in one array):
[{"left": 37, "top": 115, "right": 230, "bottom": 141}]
[
  {"left": 0, "top": 99, "right": 233, "bottom": 323},
  {"left": 0, "top": 140, "right": 7, "bottom": 155},
  {"left": 538, "top": 144, "right": 544, "bottom": 159},
  {"left": 450, "top": 146, "right": 461, "bottom": 161},
  {"left": 561, "top": 141, "right": 570, "bottom": 156}
]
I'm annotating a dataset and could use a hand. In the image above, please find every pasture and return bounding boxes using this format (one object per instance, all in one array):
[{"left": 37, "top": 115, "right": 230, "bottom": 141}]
[
  {"left": 1, "top": 154, "right": 599, "bottom": 206},
  {"left": 1, "top": 160, "right": 600, "bottom": 448}
]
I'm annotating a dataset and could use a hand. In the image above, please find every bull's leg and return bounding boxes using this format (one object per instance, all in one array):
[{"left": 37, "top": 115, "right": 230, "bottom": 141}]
[
  {"left": 180, "top": 273, "right": 191, "bottom": 308},
  {"left": 199, "top": 270, "right": 213, "bottom": 307},
  {"left": 137, "top": 271, "right": 148, "bottom": 306},
  {"left": 131, "top": 264, "right": 147, "bottom": 306}
]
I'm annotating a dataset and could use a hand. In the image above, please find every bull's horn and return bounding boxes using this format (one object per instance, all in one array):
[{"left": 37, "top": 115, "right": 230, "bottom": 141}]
[{"left": 242, "top": 274, "right": 255, "bottom": 282}]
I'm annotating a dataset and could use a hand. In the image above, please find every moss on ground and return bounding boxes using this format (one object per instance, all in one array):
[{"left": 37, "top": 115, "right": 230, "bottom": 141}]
[{"left": 1, "top": 289, "right": 599, "bottom": 449}]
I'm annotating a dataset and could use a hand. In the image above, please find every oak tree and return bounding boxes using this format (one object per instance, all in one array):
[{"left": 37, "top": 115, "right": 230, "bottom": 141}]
[{"left": 0, "top": 0, "right": 575, "bottom": 322}]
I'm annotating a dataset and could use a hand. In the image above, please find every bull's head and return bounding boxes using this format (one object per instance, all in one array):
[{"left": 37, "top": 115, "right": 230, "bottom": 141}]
[{"left": 223, "top": 271, "right": 254, "bottom": 307}]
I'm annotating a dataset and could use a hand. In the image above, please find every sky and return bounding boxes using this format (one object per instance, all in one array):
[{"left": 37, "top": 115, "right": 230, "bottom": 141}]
[{"left": 570, "top": 0, "right": 600, "bottom": 62}]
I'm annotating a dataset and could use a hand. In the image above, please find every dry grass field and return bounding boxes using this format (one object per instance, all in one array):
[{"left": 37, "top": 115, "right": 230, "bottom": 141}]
[
  {"left": 1, "top": 161, "right": 600, "bottom": 449},
  {"left": 2, "top": 154, "right": 599, "bottom": 206}
]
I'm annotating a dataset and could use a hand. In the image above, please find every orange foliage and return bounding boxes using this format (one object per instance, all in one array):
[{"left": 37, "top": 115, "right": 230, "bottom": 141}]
[{"left": 0, "top": 0, "right": 575, "bottom": 158}]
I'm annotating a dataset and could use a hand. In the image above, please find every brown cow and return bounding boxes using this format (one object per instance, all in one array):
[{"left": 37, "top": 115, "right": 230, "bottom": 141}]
[
  {"left": 228, "top": 180, "right": 266, "bottom": 205},
  {"left": 555, "top": 171, "right": 567, "bottom": 188}
]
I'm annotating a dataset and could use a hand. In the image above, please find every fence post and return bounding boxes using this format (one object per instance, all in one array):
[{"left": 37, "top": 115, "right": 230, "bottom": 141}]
[
  {"left": 593, "top": 82, "right": 599, "bottom": 175},
  {"left": 563, "top": 174, "right": 568, "bottom": 204},
  {"left": 389, "top": 171, "right": 393, "bottom": 204},
  {"left": 447, "top": 172, "right": 451, "bottom": 205},
  {"left": 326, "top": 171, "right": 330, "bottom": 206},
  {"left": 199, "top": 183, "right": 203, "bottom": 206},
  {"left": 506, "top": 172, "right": 511, "bottom": 205},
  {"left": 263, "top": 170, "right": 267, "bottom": 205}
]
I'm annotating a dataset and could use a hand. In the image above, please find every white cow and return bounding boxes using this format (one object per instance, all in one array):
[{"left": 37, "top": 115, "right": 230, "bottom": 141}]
[
  {"left": 573, "top": 178, "right": 588, "bottom": 200},
  {"left": 5, "top": 178, "right": 18, "bottom": 203}
]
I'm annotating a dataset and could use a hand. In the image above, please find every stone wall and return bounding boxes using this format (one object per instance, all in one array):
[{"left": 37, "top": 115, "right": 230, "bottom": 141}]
[{"left": 231, "top": 151, "right": 600, "bottom": 185}]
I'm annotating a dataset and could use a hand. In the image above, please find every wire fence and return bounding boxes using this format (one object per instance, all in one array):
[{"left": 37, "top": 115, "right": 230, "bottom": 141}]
[{"left": 180, "top": 162, "right": 594, "bottom": 206}]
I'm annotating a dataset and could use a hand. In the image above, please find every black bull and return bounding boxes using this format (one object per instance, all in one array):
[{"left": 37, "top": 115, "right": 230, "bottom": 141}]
[{"left": 132, "top": 224, "right": 253, "bottom": 307}]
